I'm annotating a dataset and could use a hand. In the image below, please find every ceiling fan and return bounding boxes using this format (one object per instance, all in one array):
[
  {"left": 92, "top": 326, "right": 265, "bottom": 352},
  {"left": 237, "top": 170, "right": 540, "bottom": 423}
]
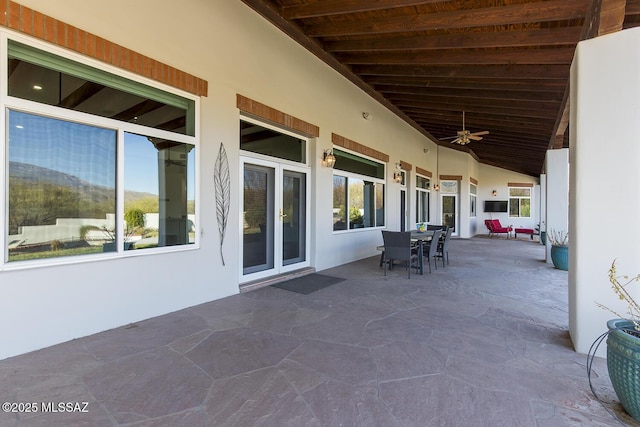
[{"left": 439, "top": 111, "right": 489, "bottom": 145}]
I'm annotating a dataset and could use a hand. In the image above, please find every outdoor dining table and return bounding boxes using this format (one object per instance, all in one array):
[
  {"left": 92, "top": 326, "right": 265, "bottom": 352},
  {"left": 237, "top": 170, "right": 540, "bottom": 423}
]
[{"left": 410, "top": 230, "right": 435, "bottom": 275}]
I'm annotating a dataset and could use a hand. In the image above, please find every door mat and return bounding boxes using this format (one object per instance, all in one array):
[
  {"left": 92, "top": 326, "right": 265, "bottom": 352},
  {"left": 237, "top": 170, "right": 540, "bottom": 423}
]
[{"left": 271, "top": 274, "right": 345, "bottom": 295}]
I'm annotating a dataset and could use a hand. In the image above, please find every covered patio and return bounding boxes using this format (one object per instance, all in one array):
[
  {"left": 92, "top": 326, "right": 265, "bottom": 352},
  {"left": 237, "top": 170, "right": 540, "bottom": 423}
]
[{"left": 0, "top": 237, "right": 633, "bottom": 426}]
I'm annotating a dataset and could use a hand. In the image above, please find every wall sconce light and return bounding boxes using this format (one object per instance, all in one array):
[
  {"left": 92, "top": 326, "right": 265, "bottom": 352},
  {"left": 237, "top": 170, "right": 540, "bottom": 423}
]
[
  {"left": 393, "top": 163, "right": 403, "bottom": 183},
  {"left": 433, "top": 183, "right": 440, "bottom": 191},
  {"left": 362, "top": 112, "right": 372, "bottom": 120},
  {"left": 492, "top": 190, "right": 498, "bottom": 196},
  {"left": 322, "top": 149, "right": 336, "bottom": 168}
]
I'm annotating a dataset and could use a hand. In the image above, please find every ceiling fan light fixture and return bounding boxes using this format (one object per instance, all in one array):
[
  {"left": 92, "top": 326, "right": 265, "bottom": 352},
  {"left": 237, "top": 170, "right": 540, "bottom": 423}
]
[{"left": 440, "top": 111, "right": 489, "bottom": 145}]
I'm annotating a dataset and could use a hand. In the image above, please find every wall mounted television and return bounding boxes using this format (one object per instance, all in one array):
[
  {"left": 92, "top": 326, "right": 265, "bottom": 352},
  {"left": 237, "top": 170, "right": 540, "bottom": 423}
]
[{"left": 484, "top": 200, "right": 508, "bottom": 213}]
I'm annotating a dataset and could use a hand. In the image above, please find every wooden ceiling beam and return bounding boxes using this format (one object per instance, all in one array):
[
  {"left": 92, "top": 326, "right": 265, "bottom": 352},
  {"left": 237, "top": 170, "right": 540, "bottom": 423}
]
[
  {"left": 281, "top": 0, "right": 447, "bottom": 19},
  {"left": 365, "top": 76, "right": 567, "bottom": 92},
  {"left": 475, "top": 150, "right": 550, "bottom": 161},
  {"left": 386, "top": 94, "right": 560, "bottom": 111},
  {"left": 413, "top": 113, "right": 555, "bottom": 128},
  {"left": 376, "top": 85, "right": 564, "bottom": 101},
  {"left": 598, "top": 0, "right": 628, "bottom": 34},
  {"left": 480, "top": 156, "right": 547, "bottom": 170},
  {"left": 477, "top": 147, "right": 550, "bottom": 158},
  {"left": 246, "top": 0, "right": 609, "bottom": 177},
  {"left": 627, "top": 0, "right": 640, "bottom": 14},
  {"left": 411, "top": 113, "right": 555, "bottom": 130},
  {"left": 394, "top": 100, "right": 558, "bottom": 119},
  {"left": 353, "top": 64, "right": 570, "bottom": 79},
  {"left": 338, "top": 47, "right": 576, "bottom": 65},
  {"left": 431, "top": 130, "right": 550, "bottom": 143},
  {"left": 305, "top": 0, "right": 591, "bottom": 37},
  {"left": 475, "top": 158, "right": 542, "bottom": 176},
  {"left": 447, "top": 141, "right": 549, "bottom": 152},
  {"left": 548, "top": 0, "right": 627, "bottom": 151},
  {"left": 325, "top": 27, "right": 583, "bottom": 52}
]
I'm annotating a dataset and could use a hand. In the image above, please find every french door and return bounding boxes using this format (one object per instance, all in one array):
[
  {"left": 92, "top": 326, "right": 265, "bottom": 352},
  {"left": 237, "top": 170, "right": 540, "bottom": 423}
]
[
  {"left": 241, "top": 157, "right": 309, "bottom": 281},
  {"left": 441, "top": 194, "right": 458, "bottom": 236}
]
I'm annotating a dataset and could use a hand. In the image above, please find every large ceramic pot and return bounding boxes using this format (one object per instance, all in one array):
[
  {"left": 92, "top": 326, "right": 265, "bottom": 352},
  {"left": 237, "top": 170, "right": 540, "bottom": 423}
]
[
  {"left": 607, "top": 319, "right": 640, "bottom": 422},
  {"left": 550, "top": 245, "right": 568, "bottom": 271}
]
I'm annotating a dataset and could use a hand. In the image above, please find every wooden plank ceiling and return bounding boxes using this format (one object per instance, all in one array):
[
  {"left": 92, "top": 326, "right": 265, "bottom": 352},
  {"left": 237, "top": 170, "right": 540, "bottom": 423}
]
[{"left": 240, "top": 0, "right": 640, "bottom": 177}]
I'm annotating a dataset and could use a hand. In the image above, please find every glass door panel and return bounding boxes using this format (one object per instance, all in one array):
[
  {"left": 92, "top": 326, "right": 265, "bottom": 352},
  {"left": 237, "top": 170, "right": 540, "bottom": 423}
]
[
  {"left": 442, "top": 195, "right": 457, "bottom": 235},
  {"left": 400, "top": 189, "right": 407, "bottom": 232},
  {"left": 282, "top": 170, "right": 306, "bottom": 266},
  {"left": 243, "top": 164, "right": 274, "bottom": 275}
]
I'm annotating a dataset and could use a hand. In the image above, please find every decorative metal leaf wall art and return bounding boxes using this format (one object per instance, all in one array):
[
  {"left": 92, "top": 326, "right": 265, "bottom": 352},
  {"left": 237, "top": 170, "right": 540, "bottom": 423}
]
[{"left": 214, "top": 143, "right": 230, "bottom": 266}]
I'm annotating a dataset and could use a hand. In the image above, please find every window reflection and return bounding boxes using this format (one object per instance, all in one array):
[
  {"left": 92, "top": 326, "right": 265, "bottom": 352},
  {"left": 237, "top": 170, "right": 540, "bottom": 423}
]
[
  {"left": 332, "top": 176, "right": 347, "bottom": 231},
  {"left": 124, "top": 133, "right": 196, "bottom": 249},
  {"left": 333, "top": 174, "right": 384, "bottom": 231},
  {"left": 5, "top": 111, "right": 196, "bottom": 261},
  {"left": 8, "top": 40, "right": 193, "bottom": 136},
  {"left": 7, "top": 110, "right": 116, "bottom": 261}
]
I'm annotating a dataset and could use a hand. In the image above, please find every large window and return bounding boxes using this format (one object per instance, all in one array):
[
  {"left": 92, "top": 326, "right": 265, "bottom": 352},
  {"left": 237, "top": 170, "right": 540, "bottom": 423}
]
[
  {"left": 5, "top": 38, "right": 197, "bottom": 263},
  {"left": 416, "top": 175, "right": 430, "bottom": 223},
  {"left": 509, "top": 187, "right": 531, "bottom": 218},
  {"left": 332, "top": 149, "right": 385, "bottom": 231}
]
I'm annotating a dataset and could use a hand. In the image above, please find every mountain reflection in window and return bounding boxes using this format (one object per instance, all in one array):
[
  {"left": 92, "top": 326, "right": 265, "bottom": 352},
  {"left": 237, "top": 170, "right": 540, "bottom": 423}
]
[{"left": 7, "top": 110, "right": 116, "bottom": 261}]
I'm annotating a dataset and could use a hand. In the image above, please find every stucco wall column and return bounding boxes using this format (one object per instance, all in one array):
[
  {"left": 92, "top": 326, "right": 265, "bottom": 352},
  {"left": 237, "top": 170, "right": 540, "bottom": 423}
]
[
  {"left": 570, "top": 28, "right": 640, "bottom": 356},
  {"left": 545, "top": 148, "right": 569, "bottom": 264}
]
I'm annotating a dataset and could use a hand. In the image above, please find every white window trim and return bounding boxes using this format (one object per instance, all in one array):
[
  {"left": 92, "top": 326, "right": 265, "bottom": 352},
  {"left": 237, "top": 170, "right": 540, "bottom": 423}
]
[
  {"left": 1, "top": 31, "right": 200, "bottom": 270},
  {"left": 470, "top": 183, "right": 477, "bottom": 218},
  {"left": 416, "top": 173, "right": 431, "bottom": 224},
  {"left": 508, "top": 187, "right": 532, "bottom": 218},
  {"left": 332, "top": 148, "right": 386, "bottom": 233},
  {"left": 238, "top": 113, "right": 310, "bottom": 168}
]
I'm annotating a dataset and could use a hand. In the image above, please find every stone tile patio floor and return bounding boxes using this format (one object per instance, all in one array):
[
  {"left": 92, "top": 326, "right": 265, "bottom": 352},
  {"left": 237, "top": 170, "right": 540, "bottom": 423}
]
[{"left": 1, "top": 236, "right": 638, "bottom": 426}]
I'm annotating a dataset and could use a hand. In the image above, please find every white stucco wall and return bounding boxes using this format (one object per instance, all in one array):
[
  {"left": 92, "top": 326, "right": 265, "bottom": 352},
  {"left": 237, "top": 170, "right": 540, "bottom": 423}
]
[
  {"left": 475, "top": 164, "right": 540, "bottom": 236},
  {"left": 1, "top": 0, "right": 545, "bottom": 359},
  {"left": 570, "top": 28, "right": 640, "bottom": 356},
  {"left": 545, "top": 149, "right": 569, "bottom": 262}
]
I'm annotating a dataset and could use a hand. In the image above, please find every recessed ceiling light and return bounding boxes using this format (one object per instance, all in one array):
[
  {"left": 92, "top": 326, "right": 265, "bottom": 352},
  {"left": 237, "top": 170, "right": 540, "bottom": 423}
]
[{"left": 32, "top": 85, "right": 43, "bottom": 90}]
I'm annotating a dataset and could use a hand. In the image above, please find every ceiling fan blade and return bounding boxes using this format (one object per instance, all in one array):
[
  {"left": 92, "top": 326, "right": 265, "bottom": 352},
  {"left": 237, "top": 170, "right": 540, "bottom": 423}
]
[
  {"left": 451, "top": 138, "right": 462, "bottom": 144},
  {"left": 439, "top": 136, "right": 458, "bottom": 141},
  {"left": 470, "top": 131, "right": 489, "bottom": 136},
  {"left": 468, "top": 135, "right": 484, "bottom": 141}
]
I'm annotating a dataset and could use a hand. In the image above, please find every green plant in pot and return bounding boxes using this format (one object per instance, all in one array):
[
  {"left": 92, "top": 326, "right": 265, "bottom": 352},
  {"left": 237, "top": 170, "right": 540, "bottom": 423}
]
[
  {"left": 596, "top": 261, "right": 640, "bottom": 422},
  {"left": 548, "top": 229, "right": 568, "bottom": 271}
]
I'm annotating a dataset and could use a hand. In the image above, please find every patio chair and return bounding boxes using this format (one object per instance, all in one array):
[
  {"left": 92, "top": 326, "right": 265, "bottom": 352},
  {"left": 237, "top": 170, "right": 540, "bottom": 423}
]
[
  {"left": 423, "top": 229, "right": 443, "bottom": 274},
  {"left": 381, "top": 231, "right": 419, "bottom": 278},
  {"left": 484, "top": 219, "right": 512, "bottom": 238},
  {"left": 436, "top": 227, "right": 453, "bottom": 267}
]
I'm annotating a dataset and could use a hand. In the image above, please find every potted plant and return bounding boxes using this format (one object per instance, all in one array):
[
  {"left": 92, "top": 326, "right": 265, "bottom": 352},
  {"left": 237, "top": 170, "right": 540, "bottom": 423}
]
[
  {"left": 547, "top": 229, "right": 568, "bottom": 271},
  {"left": 596, "top": 261, "right": 640, "bottom": 422},
  {"left": 537, "top": 221, "right": 546, "bottom": 245}
]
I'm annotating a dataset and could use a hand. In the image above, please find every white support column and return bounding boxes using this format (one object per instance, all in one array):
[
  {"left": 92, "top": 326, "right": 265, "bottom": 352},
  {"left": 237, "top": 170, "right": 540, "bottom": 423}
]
[
  {"left": 570, "top": 28, "right": 640, "bottom": 356},
  {"left": 545, "top": 149, "right": 569, "bottom": 263},
  {"left": 539, "top": 173, "right": 546, "bottom": 248}
]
